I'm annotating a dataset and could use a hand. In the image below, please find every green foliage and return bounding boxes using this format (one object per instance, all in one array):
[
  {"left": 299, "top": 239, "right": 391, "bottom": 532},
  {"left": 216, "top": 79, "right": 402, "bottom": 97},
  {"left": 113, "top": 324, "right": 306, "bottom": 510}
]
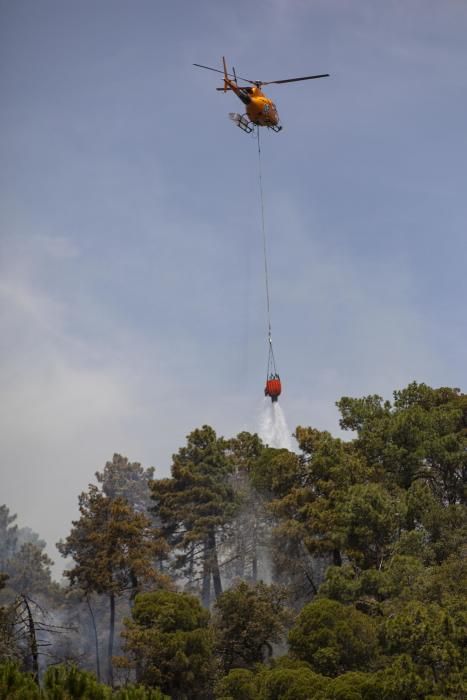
[
  {"left": 43, "top": 664, "right": 111, "bottom": 699},
  {"left": 369, "top": 655, "right": 430, "bottom": 700},
  {"left": 152, "top": 425, "right": 233, "bottom": 546},
  {"left": 294, "top": 428, "right": 372, "bottom": 491},
  {"left": 214, "top": 668, "right": 257, "bottom": 700},
  {"left": 288, "top": 598, "right": 378, "bottom": 676},
  {"left": 0, "top": 506, "right": 56, "bottom": 600},
  {"left": 57, "top": 489, "right": 162, "bottom": 596},
  {"left": 337, "top": 382, "right": 467, "bottom": 504},
  {"left": 381, "top": 600, "right": 465, "bottom": 696},
  {"left": 250, "top": 442, "right": 327, "bottom": 599},
  {"left": 382, "top": 554, "right": 426, "bottom": 600},
  {"left": 0, "top": 663, "right": 169, "bottom": 699},
  {"left": 335, "top": 482, "right": 405, "bottom": 567},
  {"left": 405, "top": 481, "right": 467, "bottom": 563},
  {"left": 267, "top": 657, "right": 432, "bottom": 700},
  {"left": 227, "top": 431, "right": 265, "bottom": 474},
  {"left": 337, "top": 394, "right": 391, "bottom": 433},
  {"left": 0, "top": 595, "right": 20, "bottom": 664},
  {"left": 16, "top": 527, "right": 46, "bottom": 553},
  {"left": 151, "top": 425, "right": 235, "bottom": 605},
  {"left": 323, "top": 671, "right": 374, "bottom": 700},
  {"left": 119, "top": 590, "right": 214, "bottom": 700},
  {"left": 131, "top": 589, "right": 210, "bottom": 631},
  {"left": 419, "top": 555, "right": 467, "bottom": 615},
  {"left": 216, "top": 659, "right": 326, "bottom": 700},
  {"left": 250, "top": 447, "right": 301, "bottom": 499},
  {"left": 5, "top": 542, "right": 55, "bottom": 595},
  {"left": 223, "top": 432, "right": 272, "bottom": 583},
  {"left": 0, "top": 506, "right": 19, "bottom": 570},
  {"left": 213, "top": 581, "right": 290, "bottom": 672},
  {"left": 318, "top": 556, "right": 467, "bottom": 697},
  {"left": 256, "top": 662, "right": 329, "bottom": 700},
  {"left": 318, "top": 565, "right": 362, "bottom": 605},
  {"left": 0, "top": 661, "right": 40, "bottom": 699},
  {"left": 321, "top": 549, "right": 467, "bottom": 615},
  {"left": 95, "top": 455, "right": 155, "bottom": 514},
  {"left": 4, "top": 382, "right": 467, "bottom": 698},
  {"left": 265, "top": 382, "right": 467, "bottom": 622},
  {"left": 266, "top": 428, "right": 375, "bottom": 591},
  {"left": 57, "top": 485, "right": 167, "bottom": 686},
  {"left": 318, "top": 563, "right": 398, "bottom": 610},
  {"left": 113, "top": 688, "right": 168, "bottom": 700},
  {"left": 322, "top": 664, "right": 428, "bottom": 700}
]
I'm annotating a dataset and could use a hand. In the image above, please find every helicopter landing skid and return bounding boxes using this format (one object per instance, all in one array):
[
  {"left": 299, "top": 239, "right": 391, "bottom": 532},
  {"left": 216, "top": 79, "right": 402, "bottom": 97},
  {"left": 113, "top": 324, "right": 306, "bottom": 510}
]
[
  {"left": 229, "top": 113, "right": 254, "bottom": 133},
  {"left": 268, "top": 124, "right": 282, "bottom": 133}
]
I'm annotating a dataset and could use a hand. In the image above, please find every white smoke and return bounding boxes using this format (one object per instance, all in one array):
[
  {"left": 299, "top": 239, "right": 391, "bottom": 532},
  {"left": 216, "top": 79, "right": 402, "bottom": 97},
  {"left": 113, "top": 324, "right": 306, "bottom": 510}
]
[{"left": 259, "top": 399, "right": 293, "bottom": 451}]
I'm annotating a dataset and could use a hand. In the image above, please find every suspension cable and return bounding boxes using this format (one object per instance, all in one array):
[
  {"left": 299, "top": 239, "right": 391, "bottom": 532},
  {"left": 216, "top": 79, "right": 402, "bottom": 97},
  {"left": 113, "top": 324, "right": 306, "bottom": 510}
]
[
  {"left": 257, "top": 127, "right": 271, "bottom": 339},
  {"left": 257, "top": 127, "right": 279, "bottom": 381}
]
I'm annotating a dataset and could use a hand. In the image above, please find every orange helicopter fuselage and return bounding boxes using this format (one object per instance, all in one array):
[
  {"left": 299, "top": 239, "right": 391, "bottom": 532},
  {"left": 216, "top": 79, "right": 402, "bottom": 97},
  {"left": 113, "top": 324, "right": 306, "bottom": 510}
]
[
  {"left": 245, "top": 86, "right": 280, "bottom": 127},
  {"left": 225, "top": 79, "right": 280, "bottom": 127}
]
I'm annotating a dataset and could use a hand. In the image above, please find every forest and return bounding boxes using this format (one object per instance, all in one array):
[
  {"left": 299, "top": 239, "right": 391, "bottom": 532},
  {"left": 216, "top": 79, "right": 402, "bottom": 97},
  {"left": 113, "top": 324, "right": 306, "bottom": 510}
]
[{"left": 1, "top": 382, "right": 466, "bottom": 700}]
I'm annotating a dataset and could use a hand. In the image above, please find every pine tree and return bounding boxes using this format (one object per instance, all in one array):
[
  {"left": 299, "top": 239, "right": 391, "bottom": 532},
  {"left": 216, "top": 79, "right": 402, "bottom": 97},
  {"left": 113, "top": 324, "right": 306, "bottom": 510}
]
[
  {"left": 57, "top": 487, "right": 165, "bottom": 686},
  {"left": 119, "top": 590, "right": 213, "bottom": 699},
  {"left": 0, "top": 506, "right": 18, "bottom": 571},
  {"left": 151, "top": 426, "right": 235, "bottom": 607},
  {"left": 224, "top": 432, "right": 270, "bottom": 582},
  {"left": 95, "top": 454, "right": 155, "bottom": 515}
]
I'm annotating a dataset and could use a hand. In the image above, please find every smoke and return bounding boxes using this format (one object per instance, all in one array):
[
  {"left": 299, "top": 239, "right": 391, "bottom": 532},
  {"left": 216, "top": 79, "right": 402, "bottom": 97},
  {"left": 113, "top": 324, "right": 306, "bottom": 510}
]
[{"left": 259, "top": 399, "right": 293, "bottom": 451}]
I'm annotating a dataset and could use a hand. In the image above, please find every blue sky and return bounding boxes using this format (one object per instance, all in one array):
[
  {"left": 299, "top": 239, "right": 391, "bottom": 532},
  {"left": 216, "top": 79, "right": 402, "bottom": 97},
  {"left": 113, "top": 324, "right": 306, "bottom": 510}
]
[{"left": 1, "top": 0, "right": 467, "bottom": 572}]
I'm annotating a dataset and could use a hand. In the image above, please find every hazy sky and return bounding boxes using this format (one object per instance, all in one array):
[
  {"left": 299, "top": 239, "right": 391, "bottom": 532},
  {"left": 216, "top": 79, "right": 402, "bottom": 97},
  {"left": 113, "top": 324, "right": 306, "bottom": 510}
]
[{"left": 1, "top": 0, "right": 467, "bottom": 574}]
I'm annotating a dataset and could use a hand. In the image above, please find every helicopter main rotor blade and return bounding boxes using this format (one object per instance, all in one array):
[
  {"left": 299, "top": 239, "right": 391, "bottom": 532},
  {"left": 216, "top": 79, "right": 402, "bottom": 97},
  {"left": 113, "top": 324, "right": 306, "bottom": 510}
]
[
  {"left": 193, "top": 63, "right": 256, "bottom": 85},
  {"left": 262, "top": 73, "right": 330, "bottom": 85}
]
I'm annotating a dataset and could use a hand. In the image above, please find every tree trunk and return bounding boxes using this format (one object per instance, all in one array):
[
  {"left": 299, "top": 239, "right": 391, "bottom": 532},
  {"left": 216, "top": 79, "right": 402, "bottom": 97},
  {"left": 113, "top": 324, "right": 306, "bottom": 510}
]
[
  {"left": 86, "top": 595, "right": 101, "bottom": 682},
  {"left": 187, "top": 544, "right": 195, "bottom": 585},
  {"left": 251, "top": 520, "right": 258, "bottom": 582},
  {"left": 234, "top": 533, "right": 245, "bottom": 578},
  {"left": 201, "top": 540, "right": 211, "bottom": 608},
  {"left": 208, "top": 528, "right": 222, "bottom": 599},
  {"left": 129, "top": 569, "right": 138, "bottom": 605},
  {"left": 252, "top": 554, "right": 258, "bottom": 582},
  {"left": 22, "top": 596, "right": 39, "bottom": 685},
  {"left": 333, "top": 548, "right": 342, "bottom": 567},
  {"left": 107, "top": 591, "right": 115, "bottom": 686},
  {"left": 129, "top": 570, "right": 143, "bottom": 682},
  {"left": 212, "top": 547, "right": 223, "bottom": 599}
]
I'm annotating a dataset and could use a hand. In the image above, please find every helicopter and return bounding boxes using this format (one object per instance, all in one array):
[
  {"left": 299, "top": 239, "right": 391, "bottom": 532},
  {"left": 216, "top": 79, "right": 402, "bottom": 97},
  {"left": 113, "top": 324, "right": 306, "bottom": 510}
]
[{"left": 194, "top": 57, "right": 329, "bottom": 133}]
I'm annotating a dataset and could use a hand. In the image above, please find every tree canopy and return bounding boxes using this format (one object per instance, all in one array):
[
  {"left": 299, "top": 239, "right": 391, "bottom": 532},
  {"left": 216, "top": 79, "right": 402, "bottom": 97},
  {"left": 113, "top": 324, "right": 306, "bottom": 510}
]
[{"left": 1, "top": 381, "right": 466, "bottom": 699}]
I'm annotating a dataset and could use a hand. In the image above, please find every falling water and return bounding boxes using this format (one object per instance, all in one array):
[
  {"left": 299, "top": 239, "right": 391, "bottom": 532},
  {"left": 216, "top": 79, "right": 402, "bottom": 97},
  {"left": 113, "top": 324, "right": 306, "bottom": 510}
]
[{"left": 259, "top": 399, "right": 293, "bottom": 450}]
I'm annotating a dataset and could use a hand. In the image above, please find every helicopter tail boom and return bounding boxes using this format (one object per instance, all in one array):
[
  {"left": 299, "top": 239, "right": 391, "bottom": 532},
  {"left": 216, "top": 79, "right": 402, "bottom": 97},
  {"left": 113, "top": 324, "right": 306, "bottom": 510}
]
[
  {"left": 218, "top": 57, "right": 251, "bottom": 105},
  {"left": 222, "top": 56, "right": 229, "bottom": 93}
]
